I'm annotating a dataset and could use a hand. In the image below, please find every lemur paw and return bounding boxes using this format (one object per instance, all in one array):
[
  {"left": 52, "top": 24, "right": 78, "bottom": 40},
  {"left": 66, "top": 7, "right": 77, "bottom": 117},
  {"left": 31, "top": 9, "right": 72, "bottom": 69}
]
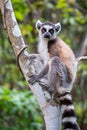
[{"left": 28, "top": 74, "right": 38, "bottom": 85}]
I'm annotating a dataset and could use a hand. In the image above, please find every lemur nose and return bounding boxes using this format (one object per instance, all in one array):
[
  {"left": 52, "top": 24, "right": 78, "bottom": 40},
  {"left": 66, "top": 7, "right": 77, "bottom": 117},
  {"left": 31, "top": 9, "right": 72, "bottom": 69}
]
[{"left": 44, "top": 32, "right": 51, "bottom": 38}]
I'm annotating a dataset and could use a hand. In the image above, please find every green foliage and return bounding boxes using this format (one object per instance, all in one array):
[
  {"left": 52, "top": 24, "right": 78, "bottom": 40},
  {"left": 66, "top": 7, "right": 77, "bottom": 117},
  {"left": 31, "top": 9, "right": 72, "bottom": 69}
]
[
  {"left": 0, "top": 88, "right": 43, "bottom": 130},
  {"left": 75, "top": 102, "right": 87, "bottom": 130}
]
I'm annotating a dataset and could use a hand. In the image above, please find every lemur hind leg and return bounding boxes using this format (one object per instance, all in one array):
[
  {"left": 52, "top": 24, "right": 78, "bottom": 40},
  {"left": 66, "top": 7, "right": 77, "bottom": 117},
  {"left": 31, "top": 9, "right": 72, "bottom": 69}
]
[{"left": 48, "top": 56, "right": 71, "bottom": 94}]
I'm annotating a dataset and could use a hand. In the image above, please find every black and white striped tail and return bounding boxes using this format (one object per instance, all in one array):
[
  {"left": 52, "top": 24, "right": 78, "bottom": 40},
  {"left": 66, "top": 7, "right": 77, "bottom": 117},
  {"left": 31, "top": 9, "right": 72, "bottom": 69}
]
[{"left": 58, "top": 92, "right": 80, "bottom": 130}]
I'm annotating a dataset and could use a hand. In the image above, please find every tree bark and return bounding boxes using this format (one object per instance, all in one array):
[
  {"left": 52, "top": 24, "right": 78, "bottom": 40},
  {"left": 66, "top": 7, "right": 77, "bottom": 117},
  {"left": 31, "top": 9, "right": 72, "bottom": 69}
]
[
  {"left": 0, "top": 0, "right": 61, "bottom": 130},
  {"left": 81, "top": 33, "right": 87, "bottom": 56}
]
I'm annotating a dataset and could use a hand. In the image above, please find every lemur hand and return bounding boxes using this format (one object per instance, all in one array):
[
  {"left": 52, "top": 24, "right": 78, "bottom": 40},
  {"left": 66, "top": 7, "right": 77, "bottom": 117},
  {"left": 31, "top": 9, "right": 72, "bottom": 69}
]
[{"left": 28, "top": 74, "right": 39, "bottom": 85}]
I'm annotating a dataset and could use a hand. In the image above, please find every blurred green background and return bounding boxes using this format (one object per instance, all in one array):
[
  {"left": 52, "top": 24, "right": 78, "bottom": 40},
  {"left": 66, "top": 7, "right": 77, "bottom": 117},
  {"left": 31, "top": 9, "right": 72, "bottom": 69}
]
[{"left": 0, "top": 0, "right": 87, "bottom": 129}]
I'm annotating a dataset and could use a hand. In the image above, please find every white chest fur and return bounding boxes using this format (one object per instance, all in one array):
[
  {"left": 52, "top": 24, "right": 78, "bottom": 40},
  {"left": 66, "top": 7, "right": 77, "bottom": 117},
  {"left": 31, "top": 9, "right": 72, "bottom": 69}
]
[{"left": 38, "top": 40, "right": 50, "bottom": 65}]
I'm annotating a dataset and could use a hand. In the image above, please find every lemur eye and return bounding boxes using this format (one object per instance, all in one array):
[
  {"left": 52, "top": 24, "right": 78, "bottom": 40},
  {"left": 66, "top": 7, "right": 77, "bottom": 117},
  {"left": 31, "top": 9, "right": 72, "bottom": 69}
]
[
  {"left": 41, "top": 28, "right": 46, "bottom": 33},
  {"left": 49, "top": 29, "right": 54, "bottom": 34}
]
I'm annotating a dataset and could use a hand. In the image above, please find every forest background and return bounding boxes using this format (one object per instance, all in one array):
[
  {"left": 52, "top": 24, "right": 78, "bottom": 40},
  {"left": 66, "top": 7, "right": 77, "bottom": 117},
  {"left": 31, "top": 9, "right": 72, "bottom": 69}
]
[{"left": 0, "top": 0, "right": 87, "bottom": 130}]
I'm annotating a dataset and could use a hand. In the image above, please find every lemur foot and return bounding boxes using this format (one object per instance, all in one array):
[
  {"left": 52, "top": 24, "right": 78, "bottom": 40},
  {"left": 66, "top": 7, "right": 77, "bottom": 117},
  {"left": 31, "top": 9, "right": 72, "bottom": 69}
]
[{"left": 28, "top": 74, "right": 39, "bottom": 85}]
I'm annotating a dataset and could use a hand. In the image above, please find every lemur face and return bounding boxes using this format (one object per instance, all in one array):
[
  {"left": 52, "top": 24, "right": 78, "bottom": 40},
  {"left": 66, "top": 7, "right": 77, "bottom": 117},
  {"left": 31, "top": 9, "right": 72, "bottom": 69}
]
[{"left": 36, "top": 20, "right": 61, "bottom": 40}]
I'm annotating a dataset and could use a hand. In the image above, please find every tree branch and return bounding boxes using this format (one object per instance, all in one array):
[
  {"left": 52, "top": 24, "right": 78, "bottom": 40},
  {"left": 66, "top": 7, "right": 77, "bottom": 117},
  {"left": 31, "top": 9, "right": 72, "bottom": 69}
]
[
  {"left": 76, "top": 56, "right": 87, "bottom": 62},
  {"left": 0, "top": 0, "right": 61, "bottom": 130}
]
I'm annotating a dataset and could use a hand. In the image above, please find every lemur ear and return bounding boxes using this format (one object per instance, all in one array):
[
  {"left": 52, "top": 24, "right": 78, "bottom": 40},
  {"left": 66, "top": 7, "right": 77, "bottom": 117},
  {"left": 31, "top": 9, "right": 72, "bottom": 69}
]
[
  {"left": 55, "top": 22, "right": 61, "bottom": 33},
  {"left": 36, "top": 20, "right": 42, "bottom": 30}
]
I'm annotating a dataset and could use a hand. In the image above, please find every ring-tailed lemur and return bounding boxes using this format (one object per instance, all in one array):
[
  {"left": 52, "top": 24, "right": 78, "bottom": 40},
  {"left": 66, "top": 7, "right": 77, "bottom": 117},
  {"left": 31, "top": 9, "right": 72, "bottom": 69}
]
[{"left": 28, "top": 20, "right": 80, "bottom": 130}]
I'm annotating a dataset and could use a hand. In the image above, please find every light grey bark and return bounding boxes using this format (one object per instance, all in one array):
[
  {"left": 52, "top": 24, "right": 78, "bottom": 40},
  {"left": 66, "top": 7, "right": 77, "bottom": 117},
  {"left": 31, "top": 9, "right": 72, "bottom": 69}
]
[
  {"left": 81, "top": 33, "right": 87, "bottom": 56},
  {"left": 0, "top": 0, "right": 61, "bottom": 130}
]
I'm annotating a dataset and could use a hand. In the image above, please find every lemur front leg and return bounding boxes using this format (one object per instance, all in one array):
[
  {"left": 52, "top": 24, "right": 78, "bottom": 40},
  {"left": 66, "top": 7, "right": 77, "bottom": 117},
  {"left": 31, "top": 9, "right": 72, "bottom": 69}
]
[{"left": 28, "top": 64, "right": 49, "bottom": 85}]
